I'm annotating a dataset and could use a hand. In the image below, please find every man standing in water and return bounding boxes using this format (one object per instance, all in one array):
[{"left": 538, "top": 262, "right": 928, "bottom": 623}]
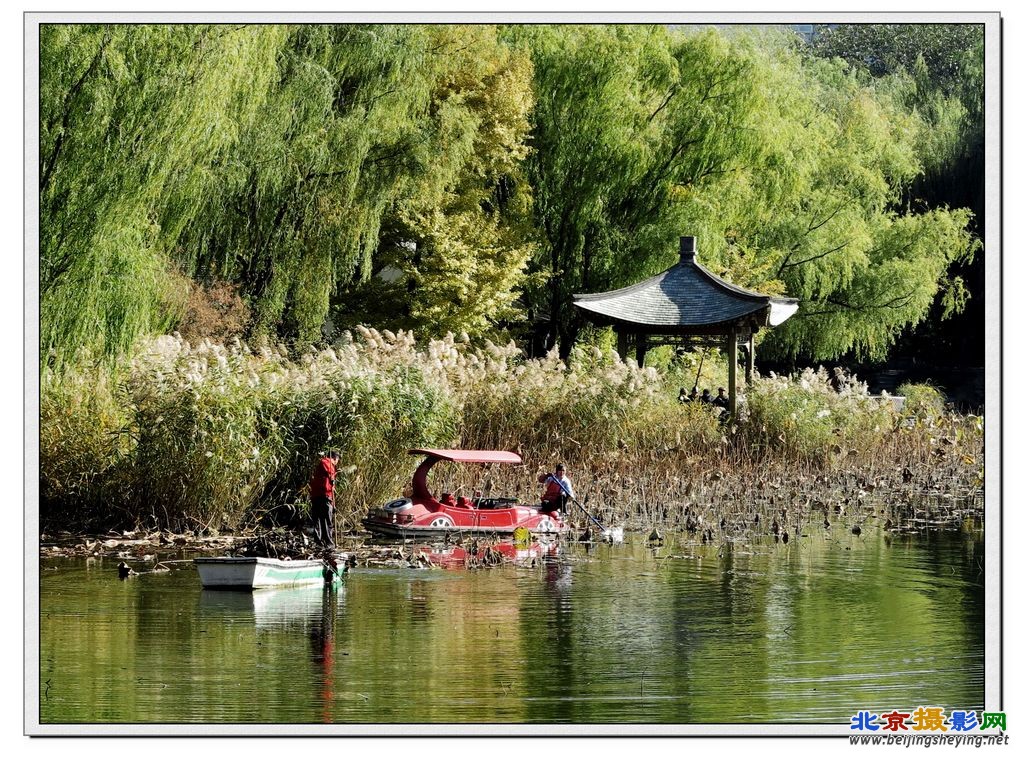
[
  {"left": 539, "top": 463, "right": 574, "bottom": 515},
  {"left": 309, "top": 450, "right": 340, "bottom": 547}
]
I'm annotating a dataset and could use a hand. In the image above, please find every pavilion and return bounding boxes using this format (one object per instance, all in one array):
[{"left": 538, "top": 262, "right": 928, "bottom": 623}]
[{"left": 572, "top": 236, "right": 798, "bottom": 418}]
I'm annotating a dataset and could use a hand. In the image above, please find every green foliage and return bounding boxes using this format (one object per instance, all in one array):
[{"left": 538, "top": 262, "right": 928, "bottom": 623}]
[
  {"left": 41, "top": 24, "right": 539, "bottom": 372},
  {"left": 895, "top": 382, "right": 947, "bottom": 422},
  {"left": 745, "top": 368, "right": 895, "bottom": 462},
  {"left": 39, "top": 23, "right": 983, "bottom": 374},
  {"left": 810, "top": 24, "right": 983, "bottom": 98},
  {"left": 635, "top": 345, "right": 731, "bottom": 399},
  {"left": 771, "top": 206, "right": 980, "bottom": 359},
  {"left": 806, "top": 25, "right": 985, "bottom": 368},
  {"left": 695, "top": 30, "right": 983, "bottom": 365},
  {"left": 504, "top": 25, "right": 978, "bottom": 361},
  {"left": 808, "top": 24, "right": 984, "bottom": 230},
  {"left": 335, "top": 26, "right": 538, "bottom": 338},
  {"left": 40, "top": 25, "right": 287, "bottom": 374},
  {"left": 505, "top": 26, "right": 779, "bottom": 352},
  {"left": 682, "top": 39, "right": 980, "bottom": 360},
  {"left": 181, "top": 25, "right": 443, "bottom": 344},
  {"left": 398, "top": 26, "right": 538, "bottom": 337}
]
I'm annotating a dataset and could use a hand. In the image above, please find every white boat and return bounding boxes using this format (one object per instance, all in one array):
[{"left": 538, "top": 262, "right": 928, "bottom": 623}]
[{"left": 194, "top": 556, "right": 342, "bottom": 589}]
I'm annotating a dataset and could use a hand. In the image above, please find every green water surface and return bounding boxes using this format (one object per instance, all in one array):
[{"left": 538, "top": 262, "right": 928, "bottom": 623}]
[{"left": 38, "top": 528, "right": 984, "bottom": 725}]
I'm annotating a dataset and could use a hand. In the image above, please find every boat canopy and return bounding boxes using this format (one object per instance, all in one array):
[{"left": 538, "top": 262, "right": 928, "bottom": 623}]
[
  {"left": 409, "top": 449, "right": 522, "bottom": 464},
  {"left": 410, "top": 449, "right": 522, "bottom": 500}
]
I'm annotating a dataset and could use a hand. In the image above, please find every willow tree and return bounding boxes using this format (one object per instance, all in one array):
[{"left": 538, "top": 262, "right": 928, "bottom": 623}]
[
  {"left": 696, "top": 38, "right": 980, "bottom": 361},
  {"left": 177, "top": 24, "right": 536, "bottom": 346},
  {"left": 809, "top": 24, "right": 985, "bottom": 365},
  {"left": 177, "top": 25, "right": 446, "bottom": 345},
  {"left": 332, "top": 25, "right": 537, "bottom": 339},
  {"left": 809, "top": 23, "right": 984, "bottom": 225},
  {"left": 508, "top": 25, "right": 977, "bottom": 361},
  {"left": 39, "top": 24, "right": 287, "bottom": 374},
  {"left": 505, "top": 25, "right": 777, "bottom": 356}
]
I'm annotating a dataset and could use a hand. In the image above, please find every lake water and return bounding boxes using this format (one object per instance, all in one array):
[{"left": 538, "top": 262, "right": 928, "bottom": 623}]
[{"left": 38, "top": 527, "right": 984, "bottom": 725}]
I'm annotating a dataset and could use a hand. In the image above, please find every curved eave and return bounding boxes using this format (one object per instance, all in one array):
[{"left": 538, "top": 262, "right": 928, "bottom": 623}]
[
  {"left": 573, "top": 258, "right": 798, "bottom": 332},
  {"left": 574, "top": 301, "right": 772, "bottom": 334},
  {"left": 573, "top": 269, "right": 672, "bottom": 304},
  {"left": 767, "top": 299, "right": 799, "bottom": 327}
]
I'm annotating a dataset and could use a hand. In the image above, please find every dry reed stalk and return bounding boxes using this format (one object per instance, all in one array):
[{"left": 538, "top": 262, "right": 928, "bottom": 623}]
[{"left": 40, "top": 331, "right": 984, "bottom": 537}]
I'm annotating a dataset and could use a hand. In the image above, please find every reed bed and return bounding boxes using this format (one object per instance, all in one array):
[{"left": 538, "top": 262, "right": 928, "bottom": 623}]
[{"left": 39, "top": 329, "right": 984, "bottom": 537}]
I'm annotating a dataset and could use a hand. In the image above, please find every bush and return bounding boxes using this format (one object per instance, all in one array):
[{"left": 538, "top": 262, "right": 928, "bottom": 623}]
[
  {"left": 39, "top": 366, "right": 133, "bottom": 529},
  {"left": 175, "top": 279, "right": 250, "bottom": 344},
  {"left": 896, "top": 382, "right": 947, "bottom": 423},
  {"left": 744, "top": 368, "right": 895, "bottom": 462}
]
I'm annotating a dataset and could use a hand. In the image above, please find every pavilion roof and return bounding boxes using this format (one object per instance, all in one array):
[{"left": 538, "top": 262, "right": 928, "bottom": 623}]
[{"left": 572, "top": 237, "right": 798, "bottom": 334}]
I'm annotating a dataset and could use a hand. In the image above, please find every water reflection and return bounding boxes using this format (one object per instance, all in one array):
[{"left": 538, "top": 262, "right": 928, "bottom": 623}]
[
  {"left": 198, "top": 585, "right": 342, "bottom": 629},
  {"left": 39, "top": 528, "right": 985, "bottom": 725},
  {"left": 309, "top": 589, "right": 339, "bottom": 724},
  {"left": 415, "top": 539, "right": 559, "bottom": 569}
]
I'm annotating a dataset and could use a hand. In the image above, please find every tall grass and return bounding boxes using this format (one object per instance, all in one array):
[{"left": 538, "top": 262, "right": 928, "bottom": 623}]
[
  {"left": 39, "top": 329, "right": 984, "bottom": 534},
  {"left": 42, "top": 331, "right": 458, "bottom": 532},
  {"left": 39, "top": 365, "right": 134, "bottom": 528},
  {"left": 745, "top": 368, "right": 894, "bottom": 462}
]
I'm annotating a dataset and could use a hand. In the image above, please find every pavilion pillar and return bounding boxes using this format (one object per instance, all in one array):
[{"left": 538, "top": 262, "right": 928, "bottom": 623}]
[
  {"left": 616, "top": 328, "right": 629, "bottom": 362},
  {"left": 727, "top": 329, "right": 738, "bottom": 419},
  {"left": 636, "top": 334, "right": 648, "bottom": 368},
  {"left": 745, "top": 331, "right": 755, "bottom": 385}
]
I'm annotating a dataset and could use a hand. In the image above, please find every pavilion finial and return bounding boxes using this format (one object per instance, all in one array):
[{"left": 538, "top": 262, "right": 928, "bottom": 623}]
[{"left": 679, "top": 236, "right": 697, "bottom": 263}]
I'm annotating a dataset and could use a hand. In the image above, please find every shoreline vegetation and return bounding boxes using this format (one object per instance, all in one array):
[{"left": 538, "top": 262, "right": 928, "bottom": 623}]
[
  {"left": 39, "top": 24, "right": 986, "bottom": 549},
  {"left": 40, "top": 328, "right": 983, "bottom": 541}
]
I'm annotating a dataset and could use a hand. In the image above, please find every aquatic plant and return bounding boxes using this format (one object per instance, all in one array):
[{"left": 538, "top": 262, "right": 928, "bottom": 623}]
[
  {"left": 896, "top": 382, "right": 948, "bottom": 424},
  {"left": 38, "top": 329, "right": 983, "bottom": 536}
]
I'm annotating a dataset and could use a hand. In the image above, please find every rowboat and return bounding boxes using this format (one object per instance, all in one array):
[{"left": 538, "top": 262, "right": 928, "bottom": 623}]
[{"left": 194, "top": 556, "right": 343, "bottom": 589}]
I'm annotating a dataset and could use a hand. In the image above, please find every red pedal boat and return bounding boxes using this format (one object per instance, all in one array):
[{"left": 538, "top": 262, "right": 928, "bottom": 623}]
[{"left": 361, "top": 449, "right": 566, "bottom": 539}]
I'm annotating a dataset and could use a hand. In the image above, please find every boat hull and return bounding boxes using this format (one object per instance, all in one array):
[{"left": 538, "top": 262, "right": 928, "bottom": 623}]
[
  {"left": 361, "top": 519, "right": 561, "bottom": 540},
  {"left": 194, "top": 557, "right": 341, "bottom": 589}
]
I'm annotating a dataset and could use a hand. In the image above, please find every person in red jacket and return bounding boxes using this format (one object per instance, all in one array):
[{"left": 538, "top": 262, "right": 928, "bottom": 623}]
[
  {"left": 309, "top": 451, "right": 340, "bottom": 547},
  {"left": 538, "top": 463, "right": 574, "bottom": 515}
]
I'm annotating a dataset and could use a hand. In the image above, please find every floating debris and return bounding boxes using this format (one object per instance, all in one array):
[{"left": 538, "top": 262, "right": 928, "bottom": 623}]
[{"left": 602, "top": 527, "right": 625, "bottom": 544}]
